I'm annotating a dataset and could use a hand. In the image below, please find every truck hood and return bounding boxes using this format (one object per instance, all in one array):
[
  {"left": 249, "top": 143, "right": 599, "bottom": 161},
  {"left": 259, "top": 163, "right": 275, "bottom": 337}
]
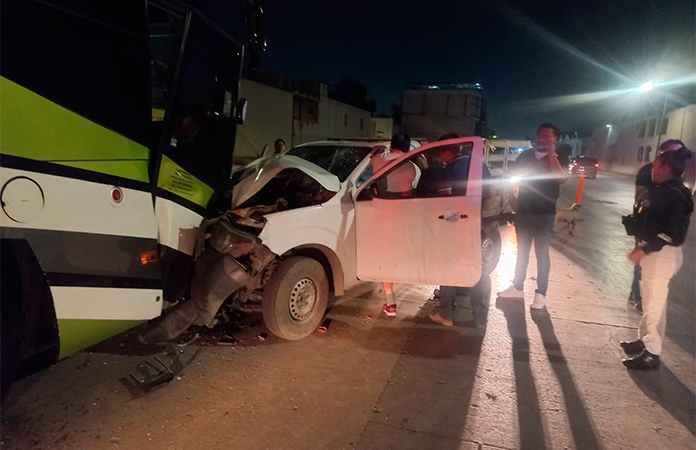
[{"left": 231, "top": 155, "right": 341, "bottom": 208}]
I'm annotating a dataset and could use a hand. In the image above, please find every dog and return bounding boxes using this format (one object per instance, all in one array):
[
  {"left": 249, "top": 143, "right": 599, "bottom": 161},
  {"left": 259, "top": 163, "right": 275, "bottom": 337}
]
[{"left": 555, "top": 203, "right": 582, "bottom": 236}]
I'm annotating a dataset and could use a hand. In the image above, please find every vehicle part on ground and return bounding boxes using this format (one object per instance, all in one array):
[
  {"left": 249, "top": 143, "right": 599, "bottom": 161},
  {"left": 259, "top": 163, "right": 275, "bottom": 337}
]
[
  {"left": 262, "top": 256, "right": 329, "bottom": 340},
  {"left": 481, "top": 223, "right": 502, "bottom": 276}
]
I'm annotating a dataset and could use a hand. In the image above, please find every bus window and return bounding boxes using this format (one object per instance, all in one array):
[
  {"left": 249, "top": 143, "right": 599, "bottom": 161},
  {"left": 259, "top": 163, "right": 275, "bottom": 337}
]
[
  {"left": 163, "top": 15, "right": 242, "bottom": 189},
  {"left": 1, "top": 0, "right": 150, "bottom": 147}
]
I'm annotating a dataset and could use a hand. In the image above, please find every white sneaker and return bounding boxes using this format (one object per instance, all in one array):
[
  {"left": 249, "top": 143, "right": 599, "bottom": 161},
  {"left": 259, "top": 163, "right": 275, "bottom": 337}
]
[
  {"left": 531, "top": 292, "right": 546, "bottom": 309},
  {"left": 497, "top": 285, "right": 523, "bottom": 298}
]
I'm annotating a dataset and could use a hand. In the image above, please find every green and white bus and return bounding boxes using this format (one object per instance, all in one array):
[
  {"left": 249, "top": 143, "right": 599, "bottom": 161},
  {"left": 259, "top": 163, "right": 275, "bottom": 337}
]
[{"left": 0, "top": 0, "right": 258, "bottom": 397}]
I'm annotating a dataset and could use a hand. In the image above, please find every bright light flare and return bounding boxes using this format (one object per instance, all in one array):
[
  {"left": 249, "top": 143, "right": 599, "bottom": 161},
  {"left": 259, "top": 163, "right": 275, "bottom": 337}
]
[{"left": 639, "top": 81, "right": 655, "bottom": 93}]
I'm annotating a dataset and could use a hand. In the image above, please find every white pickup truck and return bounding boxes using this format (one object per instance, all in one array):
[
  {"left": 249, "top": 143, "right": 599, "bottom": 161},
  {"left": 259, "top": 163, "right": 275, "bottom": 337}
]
[{"left": 143, "top": 136, "right": 507, "bottom": 342}]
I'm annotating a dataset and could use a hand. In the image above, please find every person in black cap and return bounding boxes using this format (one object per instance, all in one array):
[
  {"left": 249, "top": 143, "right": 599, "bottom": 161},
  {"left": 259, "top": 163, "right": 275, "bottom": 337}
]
[
  {"left": 621, "top": 143, "right": 693, "bottom": 370},
  {"left": 628, "top": 139, "right": 688, "bottom": 312}
]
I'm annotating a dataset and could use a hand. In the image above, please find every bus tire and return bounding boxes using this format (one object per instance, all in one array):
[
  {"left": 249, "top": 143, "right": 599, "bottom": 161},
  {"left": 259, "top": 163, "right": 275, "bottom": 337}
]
[
  {"left": 481, "top": 224, "right": 502, "bottom": 276},
  {"left": 262, "top": 257, "right": 329, "bottom": 341},
  {"left": 1, "top": 274, "right": 22, "bottom": 401}
]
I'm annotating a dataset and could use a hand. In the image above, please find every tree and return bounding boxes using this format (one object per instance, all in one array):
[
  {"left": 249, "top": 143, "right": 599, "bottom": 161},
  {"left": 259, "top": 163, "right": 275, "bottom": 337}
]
[{"left": 330, "top": 78, "right": 376, "bottom": 115}]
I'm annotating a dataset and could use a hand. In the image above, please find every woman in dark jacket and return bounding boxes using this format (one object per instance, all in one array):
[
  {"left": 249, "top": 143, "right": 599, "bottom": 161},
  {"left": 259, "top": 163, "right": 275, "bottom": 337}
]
[{"left": 621, "top": 145, "right": 693, "bottom": 370}]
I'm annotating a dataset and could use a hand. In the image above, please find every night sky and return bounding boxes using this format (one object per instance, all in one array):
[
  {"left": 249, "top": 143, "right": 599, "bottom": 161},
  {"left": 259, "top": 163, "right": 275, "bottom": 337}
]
[{"left": 211, "top": 0, "right": 695, "bottom": 138}]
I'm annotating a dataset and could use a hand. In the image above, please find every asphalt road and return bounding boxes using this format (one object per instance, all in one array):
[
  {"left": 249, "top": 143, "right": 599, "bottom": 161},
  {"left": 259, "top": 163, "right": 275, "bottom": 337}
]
[{"left": 552, "top": 171, "right": 696, "bottom": 358}]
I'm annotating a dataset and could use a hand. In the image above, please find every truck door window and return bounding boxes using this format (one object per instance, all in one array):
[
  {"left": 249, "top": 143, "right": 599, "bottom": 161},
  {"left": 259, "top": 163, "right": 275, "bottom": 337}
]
[{"left": 367, "top": 143, "right": 473, "bottom": 199}]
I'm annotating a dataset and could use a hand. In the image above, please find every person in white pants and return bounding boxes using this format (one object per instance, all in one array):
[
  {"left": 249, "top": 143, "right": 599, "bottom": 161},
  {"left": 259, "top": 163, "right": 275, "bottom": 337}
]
[{"left": 621, "top": 142, "right": 693, "bottom": 370}]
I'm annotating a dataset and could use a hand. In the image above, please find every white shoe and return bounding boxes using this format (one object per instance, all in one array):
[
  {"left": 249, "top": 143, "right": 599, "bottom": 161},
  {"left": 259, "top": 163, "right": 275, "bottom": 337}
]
[
  {"left": 531, "top": 292, "right": 546, "bottom": 309},
  {"left": 497, "top": 285, "right": 523, "bottom": 298}
]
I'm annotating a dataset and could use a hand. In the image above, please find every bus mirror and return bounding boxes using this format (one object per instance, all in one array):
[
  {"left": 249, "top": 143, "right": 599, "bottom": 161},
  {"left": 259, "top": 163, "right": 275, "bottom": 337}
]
[{"left": 236, "top": 98, "right": 248, "bottom": 125}]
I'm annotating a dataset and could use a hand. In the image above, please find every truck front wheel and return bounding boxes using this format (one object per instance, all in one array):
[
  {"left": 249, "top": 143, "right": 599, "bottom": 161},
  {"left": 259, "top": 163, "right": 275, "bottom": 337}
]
[
  {"left": 481, "top": 224, "right": 502, "bottom": 276},
  {"left": 262, "top": 257, "right": 329, "bottom": 340}
]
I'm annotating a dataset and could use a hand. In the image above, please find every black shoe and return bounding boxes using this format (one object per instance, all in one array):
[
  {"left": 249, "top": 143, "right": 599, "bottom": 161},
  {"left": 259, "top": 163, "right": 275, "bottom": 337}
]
[
  {"left": 634, "top": 302, "right": 643, "bottom": 314},
  {"left": 622, "top": 350, "right": 660, "bottom": 370},
  {"left": 620, "top": 340, "right": 645, "bottom": 356}
]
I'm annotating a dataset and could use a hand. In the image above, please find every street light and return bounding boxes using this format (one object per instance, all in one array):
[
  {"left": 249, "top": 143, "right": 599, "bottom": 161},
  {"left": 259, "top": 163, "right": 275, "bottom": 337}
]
[{"left": 638, "top": 81, "right": 655, "bottom": 93}]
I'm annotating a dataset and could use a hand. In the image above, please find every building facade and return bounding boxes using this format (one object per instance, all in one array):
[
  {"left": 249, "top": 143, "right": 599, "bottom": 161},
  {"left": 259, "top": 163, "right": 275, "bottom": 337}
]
[
  {"left": 234, "top": 77, "right": 372, "bottom": 164},
  {"left": 400, "top": 83, "right": 485, "bottom": 141},
  {"left": 589, "top": 104, "right": 696, "bottom": 177}
]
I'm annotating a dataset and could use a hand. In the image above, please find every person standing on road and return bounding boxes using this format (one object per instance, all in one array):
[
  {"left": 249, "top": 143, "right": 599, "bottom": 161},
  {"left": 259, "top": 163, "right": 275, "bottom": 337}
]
[
  {"left": 620, "top": 145, "right": 693, "bottom": 370},
  {"left": 497, "top": 123, "right": 568, "bottom": 309},
  {"left": 628, "top": 140, "right": 689, "bottom": 313},
  {"left": 372, "top": 133, "right": 418, "bottom": 317}
]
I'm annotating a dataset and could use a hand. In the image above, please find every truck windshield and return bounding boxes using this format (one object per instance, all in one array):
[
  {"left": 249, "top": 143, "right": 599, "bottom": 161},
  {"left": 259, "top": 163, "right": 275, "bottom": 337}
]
[{"left": 285, "top": 146, "right": 372, "bottom": 181}]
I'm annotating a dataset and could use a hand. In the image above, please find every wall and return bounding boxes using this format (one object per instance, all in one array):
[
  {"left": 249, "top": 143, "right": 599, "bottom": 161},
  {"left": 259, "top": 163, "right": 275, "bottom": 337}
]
[
  {"left": 235, "top": 78, "right": 293, "bottom": 164},
  {"left": 370, "top": 118, "right": 393, "bottom": 139},
  {"left": 292, "top": 97, "right": 371, "bottom": 144},
  {"left": 400, "top": 89, "right": 484, "bottom": 140}
]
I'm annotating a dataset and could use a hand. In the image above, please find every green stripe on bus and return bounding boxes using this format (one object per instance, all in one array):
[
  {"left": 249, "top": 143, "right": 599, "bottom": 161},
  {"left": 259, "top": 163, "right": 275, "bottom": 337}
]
[
  {"left": 157, "top": 155, "right": 215, "bottom": 208},
  {"left": 57, "top": 318, "right": 145, "bottom": 359},
  {"left": 0, "top": 77, "right": 150, "bottom": 183}
]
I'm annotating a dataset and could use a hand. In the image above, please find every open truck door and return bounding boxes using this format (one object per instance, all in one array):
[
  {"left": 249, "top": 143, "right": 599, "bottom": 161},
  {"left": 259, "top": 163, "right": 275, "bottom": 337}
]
[{"left": 353, "top": 137, "right": 484, "bottom": 286}]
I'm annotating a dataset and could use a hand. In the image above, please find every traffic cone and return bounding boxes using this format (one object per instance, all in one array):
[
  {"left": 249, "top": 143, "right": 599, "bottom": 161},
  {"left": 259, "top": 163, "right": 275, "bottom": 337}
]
[{"left": 575, "top": 171, "right": 584, "bottom": 205}]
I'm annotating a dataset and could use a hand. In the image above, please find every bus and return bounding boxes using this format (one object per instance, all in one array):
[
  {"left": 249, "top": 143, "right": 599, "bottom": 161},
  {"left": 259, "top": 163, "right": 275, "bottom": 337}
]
[{"left": 0, "top": 0, "right": 262, "bottom": 398}]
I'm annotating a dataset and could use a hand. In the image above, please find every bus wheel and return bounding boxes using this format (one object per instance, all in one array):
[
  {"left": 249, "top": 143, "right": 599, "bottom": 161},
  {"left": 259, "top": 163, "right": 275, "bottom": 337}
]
[
  {"left": 1, "top": 276, "right": 22, "bottom": 401},
  {"left": 481, "top": 224, "right": 502, "bottom": 276},
  {"left": 262, "top": 257, "right": 329, "bottom": 341}
]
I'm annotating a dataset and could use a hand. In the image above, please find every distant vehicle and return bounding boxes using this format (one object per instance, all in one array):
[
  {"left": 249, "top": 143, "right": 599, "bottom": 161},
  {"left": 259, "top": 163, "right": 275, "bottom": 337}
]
[{"left": 569, "top": 156, "right": 599, "bottom": 179}]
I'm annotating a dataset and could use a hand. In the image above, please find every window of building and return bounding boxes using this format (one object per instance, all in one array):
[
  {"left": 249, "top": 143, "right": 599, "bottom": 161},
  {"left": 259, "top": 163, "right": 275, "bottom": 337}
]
[
  {"left": 360, "top": 118, "right": 364, "bottom": 131},
  {"left": 660, "top": 117, "right": 669, "bottom": 135},
  {"left": 638, "top": 146, "right": 644, "bottom": 161},
  {"left": 638, "top": 121, "right": 647, "bottom": 138},
  {"left": 344, "top": 114, "right": 348, "bottom": 126},
  {"left": 647, "top": 118, "right": 657, "bottom": 137},
  {"left": 645, "top": 146, "right": 652, "bottom": 162}
]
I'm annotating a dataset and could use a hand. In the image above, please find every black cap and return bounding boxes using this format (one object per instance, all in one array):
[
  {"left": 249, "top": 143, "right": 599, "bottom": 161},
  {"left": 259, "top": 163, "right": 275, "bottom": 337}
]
[{"left": 391, "top": 133, "right": 411, "bottom": 152}]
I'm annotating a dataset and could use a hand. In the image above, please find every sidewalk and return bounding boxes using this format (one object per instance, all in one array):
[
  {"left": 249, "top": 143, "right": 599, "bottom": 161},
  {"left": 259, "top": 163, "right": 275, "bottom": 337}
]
[{"left": 355, "top": 224, "right": 695, "bottom": 450}]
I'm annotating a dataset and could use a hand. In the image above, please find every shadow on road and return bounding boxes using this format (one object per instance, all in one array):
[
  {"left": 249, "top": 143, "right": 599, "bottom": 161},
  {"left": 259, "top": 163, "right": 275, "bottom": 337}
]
[
  {"left": 354, "top": 277, "right": 491, "bottom": 449},
  {"left": 629, "top": 366, "right": 696, "bottom": 436},
  {"left": 496, "top": 297, "right": 547, "bottom": 450},
  {"left": 531, "top": 308, "right": 603, "bottom": 450}
]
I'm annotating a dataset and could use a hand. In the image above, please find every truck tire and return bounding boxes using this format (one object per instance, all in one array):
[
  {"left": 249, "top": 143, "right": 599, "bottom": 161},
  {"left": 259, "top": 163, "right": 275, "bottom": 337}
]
[
  {"left": 262, "top": 256, "right": 329, "bottom": 341},
  {"left": 481, "top": 224, "right": 502, "bottom": 276}
]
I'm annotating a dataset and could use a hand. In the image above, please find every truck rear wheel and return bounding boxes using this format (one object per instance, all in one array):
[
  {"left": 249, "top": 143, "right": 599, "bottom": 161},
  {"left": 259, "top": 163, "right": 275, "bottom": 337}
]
[
  {"left": 481, "top": 224, "right": 502, "bottom": 276},
  {"left": 262, "top": 257, "right": 329, "bottom": 341}
]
